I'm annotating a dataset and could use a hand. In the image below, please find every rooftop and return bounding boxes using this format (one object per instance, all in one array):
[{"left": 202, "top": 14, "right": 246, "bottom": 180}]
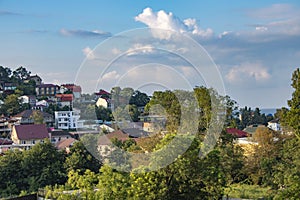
[{"left": 14, "top": 124, "right": 49, "bottom": 140}]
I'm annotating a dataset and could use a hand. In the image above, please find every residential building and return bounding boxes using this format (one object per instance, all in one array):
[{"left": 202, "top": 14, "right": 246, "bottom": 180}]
[
  {"left": 61, "top": 84, "right": 82, "bottom": 99},
  {"left": 19, "top": 95, "right": 37, "bottom": 106},
  {"left": 122, "top": 128, "right": 149, "bottom": 138},
  {"left": 11, "top": 124, "right": 49, "bottom": 148},
  {"left": 243, "top": 124, "right": 266, "bottom": 136},
  {"left": 24, "top": 74, "right": 42, "bottom": 86},
  {"left": 95, "top": 89, "right": 111, "bottom": 99},
  {"left": 55, "top": 93, "right": 74, "bottom": 107},
  {"left": 0, "top": 138, "right": 13, "bottom": 153},
  {"left": 55, "top": 110, "right": 84, "bottom": 130},
  {"left": 36, "top": 84, "right": 60, "bottom": 96},
  {"left": 98, "top": 130, "right": 130, "bottom": 157},
  {"left": 267, "top": 119, "right": 281, "bottom": 131},
  {"left": 56, "top": 138, "right": 76, "bottom": 153},
  {"left": 0, "top": 116, "right": 10, "bottom": 137},
  {"left": 49, "top": 129, "right": 73, "bottom": 144},
  {"left": 96, "top": 97, "right": 108, "bottom": 108},
  {"left": 13, "top": 110, "right": 54, "bottom": 127}
]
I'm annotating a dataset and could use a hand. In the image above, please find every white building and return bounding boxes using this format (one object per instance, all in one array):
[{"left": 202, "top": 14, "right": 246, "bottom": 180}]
[
  {"left": 55, "top": 110, "right": 84, "bottom": 130},
  {"left": 268, "top": 119, "right": 281, "bottom": 131}
]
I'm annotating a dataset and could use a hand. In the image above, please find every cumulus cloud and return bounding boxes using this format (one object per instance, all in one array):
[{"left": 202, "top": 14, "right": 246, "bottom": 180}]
[
  {"left": 135, "top": 7, "right": 213, "bottom": 39},
  {"left": 60, "top": 29, "right": 112, "bottom": 38},
  {"left": 226, "top": 63, "right": 271, "bottom": 84},
  {"left": 102, "top": 71, "right": 120, "bottom": 82},
  {"left": 82, "top": 47, "right": 95, "bottom": 60}
]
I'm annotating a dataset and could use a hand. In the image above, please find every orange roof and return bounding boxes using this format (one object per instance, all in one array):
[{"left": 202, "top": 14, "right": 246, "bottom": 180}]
[
  {"left": 56, "top": 138, "right": 76, "bottom": 150},
  {"left": 56, "top": 94, "right": 74, "bottom": 102}
]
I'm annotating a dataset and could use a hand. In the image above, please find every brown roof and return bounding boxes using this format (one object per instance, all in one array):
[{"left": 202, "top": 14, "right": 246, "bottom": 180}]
[
  {"left": 56, "top": 138, "right": 76, "bottom": 150},
  {"left": 14, "top": 110, "right": 53, "bottom": 119},
  {"left": 14, "top": 124, "right": 49, "bottom": 140},
  {"left": 98, "top": 130, "right": 129, "bottom": 145}
]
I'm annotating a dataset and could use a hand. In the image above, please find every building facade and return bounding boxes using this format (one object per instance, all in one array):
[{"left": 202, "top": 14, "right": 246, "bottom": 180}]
[{"left": 55, "top": 110, "right": 84, "bottom": 130}]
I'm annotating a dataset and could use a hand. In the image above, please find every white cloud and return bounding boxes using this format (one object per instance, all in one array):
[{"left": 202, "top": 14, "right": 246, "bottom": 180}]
[
  {"left": 102, "top": 71, "right": 120, "bottom": 82},
  {"left": 126, "top": 43, "right": 155, "bottom": 56},
  {"left": 226, "top": 63, "right": 271, "bottom": 84},
  {"left": 82, "top": 47, "right": 95, "bottom": 60},
  {"left": 112, "top": 48, "right": 122, "bottom": 55},
  {"left": 135, "top": 7, "right": 213, "bottom": 39},
  {"left": 247, "top": 4, "right": 296, "bottom": 20},
  {"left": 60, "top": 29, "right": 111, "bottom": 38}
]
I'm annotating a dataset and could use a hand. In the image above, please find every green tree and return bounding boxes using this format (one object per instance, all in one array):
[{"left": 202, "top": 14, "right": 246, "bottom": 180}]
[
  {"left": 31, "top": 110, "right": 44, "bottom": 124},
  {"left": 245, "top": 127, "right": 282, "bottom": 186},
  {"left": 95, "top": 105, "right": 112, "bottom": 121},
  {"left": 97, "top": 165, "right": 130, "bottom": 199},
  {"left": 0, "top": 150, "right": 23, "bottom": 197},
  {"left": 0, "top": 66, "right": 12, "bottom": 82},
  {"left": 129, "top": 134, "right": 227, "bottom": 199},
  {"left": 16, "top": 80, "right": 36, "bottom": 95},
  {"left": 2, "top": 94, "right": 23, "bottom": 116},
  {"left": 0, "top": 141, "right": 66, "bottom": 197},
  {"left": 273, "top": 137, "right": 300, "bottom": 199},
  {"left": 129, "top": 90, "right": 150, "bottom": 107},
  {"left": 64, "top": 141, "right": 101, "bottom": 174},
  {"left": 21, "top": 140, "right": 66, "bottom": 192},
  {"left": 285, "top": 68, "right": 300, "bottom": 139},
  {"left": 11, "top": 66, "right": 31, "bottom": 83},
  {"left": 145, "top": 90, "right": 181, "bottom": 132}
]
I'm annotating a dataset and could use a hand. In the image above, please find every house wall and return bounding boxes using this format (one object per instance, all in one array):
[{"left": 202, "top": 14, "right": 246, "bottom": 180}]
[
  {"left": 51, "top": 135, "right": 71, "bottom": 143},
  {"left": 55, "top": 111, "right": 83, "bottom": 130}
]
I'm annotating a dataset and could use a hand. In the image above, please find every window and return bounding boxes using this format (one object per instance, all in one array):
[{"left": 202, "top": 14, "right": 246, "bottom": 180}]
[{"left": 32, "top": 140, "right": 35, "bottom": 144}]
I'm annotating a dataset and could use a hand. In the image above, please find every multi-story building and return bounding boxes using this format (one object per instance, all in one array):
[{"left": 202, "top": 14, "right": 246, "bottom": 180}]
[
  {"left": 36, "top": 84, "right": 60, "bottom": 96},
  {"left": 54, "top": 110, "right": 84, "bottom": 130},
  {"left": 0, "top": 117, "right": 11, "bottom": 137}
]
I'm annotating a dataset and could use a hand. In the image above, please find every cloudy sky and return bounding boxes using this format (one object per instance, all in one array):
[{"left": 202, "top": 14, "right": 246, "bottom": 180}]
[{"left": 1, "top": 0, "right": 300, "bottom": 108}]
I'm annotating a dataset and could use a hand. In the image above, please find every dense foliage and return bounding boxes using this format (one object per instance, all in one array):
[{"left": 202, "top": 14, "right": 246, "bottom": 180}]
[
  {"left": 1, "top": 68, "right": 299, "bottom": 199},
  {"left": 0, "top": 140, "right": 100, "bottom": 198}
]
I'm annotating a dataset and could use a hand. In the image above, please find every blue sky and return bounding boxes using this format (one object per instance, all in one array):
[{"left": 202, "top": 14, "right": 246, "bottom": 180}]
[{"left": 1, "top": 0, "right": 300, "bottom": 108}]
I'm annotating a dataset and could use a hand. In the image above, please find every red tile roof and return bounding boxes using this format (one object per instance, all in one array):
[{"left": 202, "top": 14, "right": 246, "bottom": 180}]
[
  {"left": 56, "top": 94, "right": 74, "bottom": 102},
  {"left": 95, "top": 89, "right": 111, "bottom": 96},
  {"left": 226, "top": 128, "right": 248, "bottom": 138},
  {"left": 14, "top": 124, "right": 49, "bottom": 140}
]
